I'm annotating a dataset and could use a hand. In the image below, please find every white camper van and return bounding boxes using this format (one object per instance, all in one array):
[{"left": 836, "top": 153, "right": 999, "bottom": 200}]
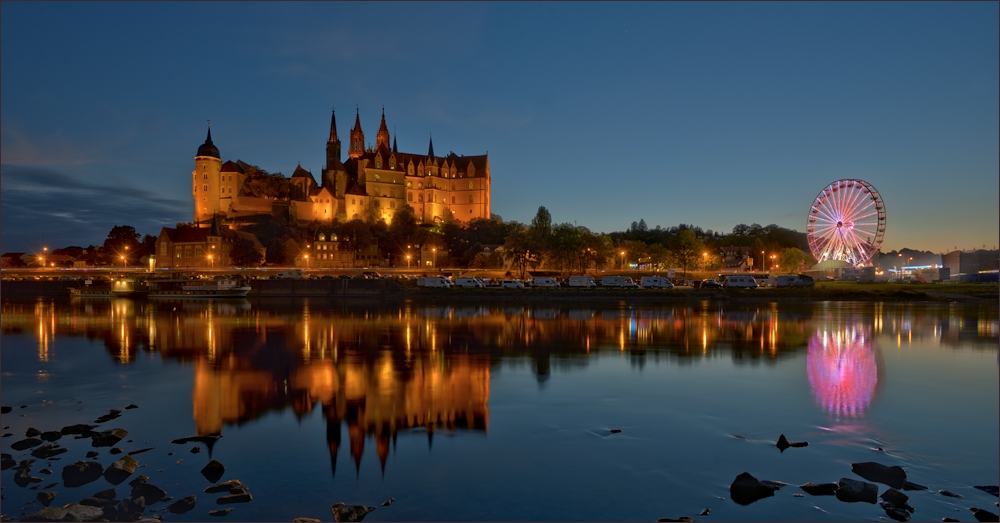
[
  {"left": 601, "top": 275, "right": 636, "bottom": 288},
  {"left": 640, "top": 276, "right": 674, "bottom": 288},
  {"left": 567, "top": 275, "right": 597, "bottom": 288},
  {"left": 723, "top": 275, "right": 758, "bottom": 288},
  {"left": 533, "top": 277, "right": 560, "bottom": 288},
  {"left": 417, "top": 276, "right": 453, "bottom": 288},
  {"left": 455, "top": 277, "right": 485, "bottom": 288}
]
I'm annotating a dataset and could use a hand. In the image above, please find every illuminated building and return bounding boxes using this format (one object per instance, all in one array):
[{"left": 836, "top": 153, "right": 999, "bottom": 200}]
[{"left": 191, "top": 107, "right": 491, "bottom": 227}]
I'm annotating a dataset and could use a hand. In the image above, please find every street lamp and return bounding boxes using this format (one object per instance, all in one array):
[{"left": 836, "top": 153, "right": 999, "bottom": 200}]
[
  {"left": 770, "top": 254, "right": 776, "bottom": 271},
  {"left": 304, "top": 254, "right": 309, "bottom": 268},
  {"left": 432, "top": 247, "right": 437, "bottom": 268},
  {"left": 620, "top": 250, "right": 626, "bottom": 271},
  {"left": 208, "top": 254, "right": 214, "bottom": 268},
  {"left": 406, "top": 254, "right": 411, "bottom": 269}
]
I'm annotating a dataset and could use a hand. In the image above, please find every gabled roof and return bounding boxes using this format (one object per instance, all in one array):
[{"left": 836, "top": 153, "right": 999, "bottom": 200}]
[
  {"left": 345, "top": 182, "right": 367, "bottom": 196},
  {"left": 1, "top": 252, "right": 27, "bottom": 258},
  {"left": 221, "top": 160, "right": 245, "bottom": 173},
  {"left": 292, "top": 165, "right": 316, "bottom": 181}
]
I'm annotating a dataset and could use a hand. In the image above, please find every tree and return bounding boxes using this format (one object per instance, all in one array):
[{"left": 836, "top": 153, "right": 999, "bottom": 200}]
[
  {"left": 647, "top": 243, "right": 671, "bottom": 271},
  {"left": 529, "top": 206, "right": 553, "bottom": 262},
  {"left": 338, "top": 219, "right": 376, "bottom": 256},
  {"left": 230, "top": 237, "right": 263, "bottom": 267},
  {"left": 503, "top": 223, "right": 532, "bottom": 280},
  {"left": 670, "top": 229, "right": 703, "bottom": 277},
  {"left": 550, "top": 223, "right": 585, "bottom": 274},
  {"left": 778, "top": 247, "right": 813, "bottom": 274},
  {"left": 103, "top": 225, "right": 141, "bottom": 265}
]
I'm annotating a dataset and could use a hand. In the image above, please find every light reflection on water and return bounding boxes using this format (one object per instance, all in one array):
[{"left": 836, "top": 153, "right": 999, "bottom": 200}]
[{"left": 1, "top": 298, "right": 997, "bottom": 521}]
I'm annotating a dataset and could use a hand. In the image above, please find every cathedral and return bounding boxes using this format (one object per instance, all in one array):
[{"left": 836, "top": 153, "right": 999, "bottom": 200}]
[{"left": 192, "top": 108, "right": 491, "bottom": 226}]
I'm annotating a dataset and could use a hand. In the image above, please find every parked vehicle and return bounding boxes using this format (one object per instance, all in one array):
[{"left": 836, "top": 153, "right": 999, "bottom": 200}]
[
  {"left": 501, "top": 279, "right": 524, "bottom": 289},
  {"left": 723, "top": 275, "right": 758, "bottom": 288},
  {"left": 700, "top": 279, "right": 723, "bottom": 288},
  {"left": 639, "top": 276, "right": 674, "bottom": 289},
  {"left": 601, "top": 275, "right": 636, "bottom": 288},
  {"left": 533, "top": 277, "right": 560, "bottom": 288},
  {"left": 567, "top": 275, "right": 597, "bottom": 288},
  {"left": 455, "top": 277, "right": 485, "bottom": 288},
  {"left": 768, "top": 275, "right": 814, "bottom": 288},
  {"left": 279, "top": 269, "right": 305, "bottom": 280},
  {"left": 417, "top": 276, "right": 453, "bottom": 288},
  {"left": 790, "top": 275, "right": 815, "bottom": 287}
]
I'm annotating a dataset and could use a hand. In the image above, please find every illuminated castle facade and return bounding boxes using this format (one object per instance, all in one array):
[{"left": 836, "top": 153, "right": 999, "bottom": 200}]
[{"left": 192, "top": 108, "right": 491, "bottom": 226}]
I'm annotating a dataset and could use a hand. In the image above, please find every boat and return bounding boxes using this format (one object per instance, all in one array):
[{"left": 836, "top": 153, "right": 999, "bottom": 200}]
[
  {"left": 69, "top": 278, "right": 121, "bottom": 298},
  {"left": 146, "top": 277, "right": 251, "bottom": 298}
]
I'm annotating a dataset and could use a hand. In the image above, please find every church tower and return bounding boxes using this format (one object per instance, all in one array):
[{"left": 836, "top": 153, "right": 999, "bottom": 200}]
[
  {"left": 323, "top": 109, "right": 349, "bottom": 203},
  {"left": 326, "top": 108, "right": 342, "bottom": 170},
  {"left": 348, "top": 107, "right": 364, "bottom": 159},
  {"left": 193, "top": 124, "right": 222, "bottom": 224},
  {"left": 375, "top": 106, "right": 390, "bottom": 152}
]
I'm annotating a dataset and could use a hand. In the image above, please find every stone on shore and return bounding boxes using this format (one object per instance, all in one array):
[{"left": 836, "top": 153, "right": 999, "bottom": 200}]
[
  {"left": 851, "top": 461, "right": 907, "bottom": 489},
  {"left": 880, "top": 501, "right": 911, "bottom": 522},
  {"left": 381, "top": 497, "right": 395, "bottom": 506},
  {"left": 201, "top": 460, "right": 226, "bottom": 483},
  {"left": 26, "top": 427, "right": 42, "bottom": 437},
  {"left": 60, "top": 424, "right": 96, "bottom": 436},
  {"left": 881, "top": 488, "right": 912, "bottom": 509},
  {"left": 93, "top": 409, "right": 122, "bottom": 424},
  {"left": 331, "top": 502, "right": 375, "bottom": 522},
  {"left": 209, "top": 508, "right": 233, "bottom": 517},
  {"left": 903, "top": 481, "right": 928, "bottom": 491},
  {"left": 972, "top": 507, "right": 1000, "bottom": 522},
  {"left": 61, "top": 461, "right": 104, "bottom": 488},
  {"left": 204, "top": 479, "right": 246, "bottom": 494},
  {"left": 293, "top": 518, "right": 321, "bottom": 522},
  {"left": 939, "top": 489, "right": 962, "bottom": 498},
  {"left": 1, "top": 406, "right": 11, "bottom": 414},
  {"left": 191, "top": 445, "right": 202, "bottom": 454},
  {"left": 92, "top": 488, "right": 117, "bottom": 500},
  {"left": 11, "top": 437, "right": 43, "bottom": 451},
  {"left": 90, "top": 428, "right": 128, "bottom": 447},
  {"left": 836, "top": 478, "right": 879, "bottom": 504},
  {"left": 39, "top": 431, "right": 62, "bottom": 442},
  {"left": 128, "top": 447, "right": 154, "bottom": 456},
  {"left": 1, "top": 453, "right": 16, "bottom": 470},
  {"left": 657, "top": 518, "right": 694, "bottom": 522},
  {"left": 125, "top": 404, "right": 139, "bottom": 410},
  {"left": 974, "top": 486, "right": 1000, "bottom": 497},
  {"left": 799, "top": 482, "right": 839, "bottom": 496},
  {"left": 776, "top": 434, "right": 808, "bottom": 451},
  {"left": 30, "top": 443, "right": 68, "bottom": 459},
  {"left": 168, "top": 495, "right": 197, "bottom": 514},
  {"left": 217, "top": 493, "right": 252, "bottom": 504},
  {"left": 20, "top": 507, "right": 70, "bottom": 522},
  {"left": 729, "top": 472, "right": 779, "bottom": 505},
  {"left": 130, "top": 480, "right": 168, "bottom": 505},
  {"left": 35, "top": 491, "right": 56, "bottom": 507},
  {"left": 104, "top": 456, "right": 139, "bottom": 485}
]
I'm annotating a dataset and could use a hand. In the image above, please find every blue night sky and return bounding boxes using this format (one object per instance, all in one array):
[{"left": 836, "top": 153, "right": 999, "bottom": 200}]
[{"left": 2, "top": 2, "right": 997, "bottom": 255}]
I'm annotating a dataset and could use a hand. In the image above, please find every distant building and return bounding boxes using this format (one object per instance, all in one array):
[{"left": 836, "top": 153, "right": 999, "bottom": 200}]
[
  {"left": 191, "top": 107, "right": 491, "bottom": 227},
  {"left": 155, "top": 216, "right": 264, "bottom": 268},
  {"left": 942, "top": 249, "right": 999, "bottom": 275},
  {"left": 1, "top": 253, "right": 30, "bottom": 268}
]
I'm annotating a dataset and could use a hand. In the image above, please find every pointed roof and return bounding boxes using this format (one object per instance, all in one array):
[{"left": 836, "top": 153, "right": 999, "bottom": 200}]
[
  {"left": 427, "top": 134, "right": 434, "bottom": 158},
  {"left": 328, "top": 109, "right": 339, "bottom": 143},
  {"left": 196, "top": 124, "right": 220, "bottom": 159},
  {"left": 352, "top": 105, "right": 362, "bottom": 132},
  {"left": 209, "top": 214, "right": 220, "bottom": 236},
  {"left": 392, "top": 128, "right": 398, "bottom": 154},
  {"left": 221, "top": 160, "right": 245, "bottom": 173},
  {"left": 292, "top": 164, "right": 315, "bottom": 179}
]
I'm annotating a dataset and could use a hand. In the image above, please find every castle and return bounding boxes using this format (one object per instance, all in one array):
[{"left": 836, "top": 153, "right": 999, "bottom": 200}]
[{"left": 192, "top": 108, "right": 491, "bottom": 226}]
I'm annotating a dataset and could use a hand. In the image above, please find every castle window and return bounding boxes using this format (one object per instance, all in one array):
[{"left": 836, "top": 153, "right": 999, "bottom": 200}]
[
  {"left": 203, "top": 173, "right": 208, "bottom": 180},
  {"left": 418, "top": 194, "right": 424, "bottom": 203},
  {"left": 469, "top": 195, "right": 474, "bottom": 204},
  {"left": 374, "top": 173, "right": 380, "bottom": 181},
  {"left": 375, "top": 157, "right": 381, "bottom": 168},
  {"left": 390, "top": 201, "right": 395, "bottom": 209},
  {"left": 319, "top": 234, "right": 326, "bottom": 241},
  {"left": 452, "top": 183, "right": 456, "bottom": 190},
  {"left": 390, "top": 157, "right": 396, "bottom": 169},
  {"left": 352, "top": 198, "right": 356, "bottom": 205},
  {"left": 406, "top": 181, "right": 412, "bottom": 188},
  {"left": 203, "top": 185, "right": 208, "bottom": 192},
  {"left": 408, "top": 192, "right": 413, "bottom": 202},
  {"left": 469, "top": 181, "right": 474, "bottom": 189},
  {"left": 452, "top": 196, "right": 456, "bottom": 204},
  {"left": 374, "top": 200, "right": 380, "bottom": 207}
]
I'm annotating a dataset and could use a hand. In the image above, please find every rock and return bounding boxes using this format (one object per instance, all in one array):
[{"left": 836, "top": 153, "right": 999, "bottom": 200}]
[
  {"left": 125, "top": 404, "right": 139, "bottom": 410},
  {"left": 331, "top": 502, "right": 376, "bottom": 522},
  {"left": 30, "top": 444, "right": 68, "bottom": 459},
  {"left": 1, "top": 453, "right": 16, "bottom": 470},
  {"left": 293, "top": 519, "right": 321, "bottom": 522},
  {"left": 943, "top": 518, "right": 961, "bottom": 522},
  {"left": 609, "top": 428, "right": 622, "bottom": 434},
  {"left": 1, "top": 433, "right": 11, "bottom": 437},
  {"left": 972, "top": 508, "right": 1000, "bottom": 522},
  {"left": 109, "top": 447, "right": 123, "bottom": 455},
  {"left": 760, "top": 480, "right": 788, "bottom": 490},
  {"left": 852, "top": 462, "right": 907, "bottom": 489},
  {"left": 130, "top": 475, "right": 150, "bottom": 487},
  {"left": 91, "top": 428, "right": 128, "bottom": 447},
  {"left": 35, "top": 492, "right": 56, "bottom": 507},
  {"left": 881, "top": 501, "right": 911, "bottom": 522},
  {"left": 62, "top": 461, "right": 104, "bottom": 488},
  {"left": 209, "top": 508, "right": 233, "bottom": 517},
  {"left": 201, "top": 460, "right": 226, "bottom": 483},
  {"left": 63, "top": 502, "right": 104, "bottom": 521},
  {"left": 92, "top": 488, "right": 116, "bottom": 500},
  {"left": 974, "top": 486, "right": 1000, "bottom": 497},
  {"left": 381, "top": 497, "right": 395, "bottom": 506},
  {"left": 729, "top": 472, "right": 779, "bottom": 505},
  {"left": 15, "top": 466, "right": 44, "bottom": 487},
  {"left": 939, "top": 489, "right": 963, "bottom": 498},
  {"left": 836, "top": 478, "right": 878, "bottom": 504},
  {"left": 26, "top": 428, "right": 42, "bottom": 437},
  {"left": 78, "top": 498, "right": 106, "bottom": 508},
  {"left": 85, "top": 451, "right": 99, "bottom": 459},
  {"left": 93, "top": 409, "right": 122, "bottom": 424},
  {"left": 168, "top": 495, "right": 196, "bottom": 514},
  {"left": 104, "top": 456, "right": 139, "bottom": 485},
  {"left": 38, "top": 432, "right": 62, "bottom": 442},
  {"left": 171, "top": 434, "right": 222, "bottom": 445},
  {"left": 11, "top": 437, "right": 44, "bottom": 451},
  {"left": 700, "top": 507, "right": 711, "bottom": 515},
  {"left": 1, "top": 406, "right": 11, "bottom": 414},
  {"left": 881, "top": 488, "right": 911, "bottom": 510},
  {"left": 128, "top": 447, "right": 154, "bottom": 456},
  {"left": 793, "top": 493, "right": 804, "bottom": 497},
  {"left": 776, "top": 434, "right": 808, "bottom": 451},
  {"left": 191, "top": 446, "right": 202, "bottom": 454},
  {"left": 131, "top": 481, "right": 167, "bottom": 505},
  {"left": 20, "top": 507, "right": 69, "bottom": 521},
  {"left": 657, "top": 518, "right": 695, "bottom": 522},
  {"left": 800, "top": 482, "right": 839, "bottom": 496},
  {"left": 204, "top": 480, "right": 246, "bottom": 494},
  {"left": 217, "top": 493, "right": 252, "bottom": 504},
  {"left": 903, "top": 481, "right": 928, "bottom": 491},
  {"left": 60, "top": 424, "right": 97, "bottom": 436}
]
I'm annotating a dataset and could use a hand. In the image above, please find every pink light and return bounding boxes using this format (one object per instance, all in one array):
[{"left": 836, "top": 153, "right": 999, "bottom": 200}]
[{"left": 806, "top": 327, "right": 880, "bottom": 419}]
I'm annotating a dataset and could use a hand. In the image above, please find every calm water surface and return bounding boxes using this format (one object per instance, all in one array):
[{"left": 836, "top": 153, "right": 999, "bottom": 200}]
[{"left": 1, "top": 298, "right": 997, "bottom": 522}]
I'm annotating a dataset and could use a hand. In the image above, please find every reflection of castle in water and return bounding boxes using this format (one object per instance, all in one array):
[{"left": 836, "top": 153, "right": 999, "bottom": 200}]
[
  {"left": 806, "top": 325, "right": 885, "bottom": 419},
  {"left": 4, "top": 298, "right": 997, "bottom": 474}
]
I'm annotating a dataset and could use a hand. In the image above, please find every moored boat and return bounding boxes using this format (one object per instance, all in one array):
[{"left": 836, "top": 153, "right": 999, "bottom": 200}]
[{"left": 147, "top": 278, "right": 250, "bottom": 298}]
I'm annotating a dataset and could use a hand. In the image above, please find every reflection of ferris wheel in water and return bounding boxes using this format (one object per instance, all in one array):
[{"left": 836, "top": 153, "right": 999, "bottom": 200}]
[{"left": 806, "top": 179, "right": 885, "bottom": 267}]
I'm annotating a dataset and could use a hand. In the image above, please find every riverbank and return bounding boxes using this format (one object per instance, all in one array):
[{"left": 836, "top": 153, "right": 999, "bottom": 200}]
[{"left": 2, "top": 279, "right": 996, "bottom": 303}]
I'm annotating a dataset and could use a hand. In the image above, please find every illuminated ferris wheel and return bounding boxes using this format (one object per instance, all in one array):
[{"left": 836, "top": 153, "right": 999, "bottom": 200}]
[{"left": 806, "top": 179, "right": 885, "bottom": 268}]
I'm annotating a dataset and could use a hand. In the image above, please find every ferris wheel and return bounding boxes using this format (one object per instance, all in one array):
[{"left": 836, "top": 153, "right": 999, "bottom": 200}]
[{"left": 806, "top": 179, "right": 885, "bottom": 268}]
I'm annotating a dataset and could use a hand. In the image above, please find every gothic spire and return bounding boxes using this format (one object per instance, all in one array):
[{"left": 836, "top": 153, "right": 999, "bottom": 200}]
[
  {"left": 427, "top": 133, "right": 435, "bottom": 159},
  {"left": 328, "top": 109, "right": 338, "bottom": 143},
  {"left": 376, "top": 105, "right": 390, "bottom": 151},
  {"left": 392, "top": 126, "right": 398, "bottom": 154}
]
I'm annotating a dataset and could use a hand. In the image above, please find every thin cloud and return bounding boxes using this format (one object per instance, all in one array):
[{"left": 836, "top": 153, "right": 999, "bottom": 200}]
[
  {"left": 1, "top": 164, "right": 189, "bottom": 252},
  {"left": 0, "top": 127, "right": 97, "bottom": 167}
]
